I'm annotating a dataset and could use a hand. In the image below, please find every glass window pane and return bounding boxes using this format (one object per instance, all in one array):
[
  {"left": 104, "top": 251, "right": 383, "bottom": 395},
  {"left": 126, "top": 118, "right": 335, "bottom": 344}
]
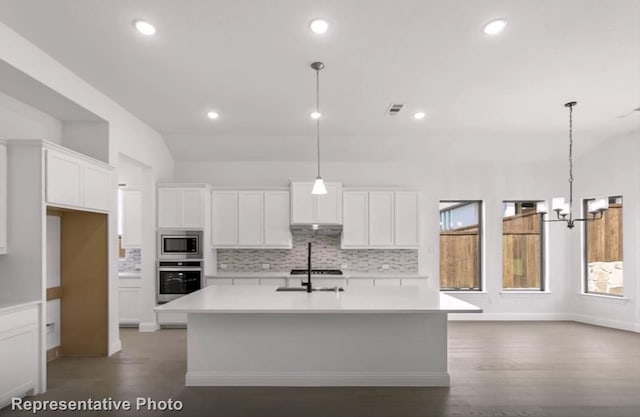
[
  {"left": 584, "top": 196, "right": 623, "bottom": 296},
  {"left": 439, "top": 201, "right": 482, "bottom": 291},
  {"left": 502, "top": 201, "right": 544, "bottom": 291}
]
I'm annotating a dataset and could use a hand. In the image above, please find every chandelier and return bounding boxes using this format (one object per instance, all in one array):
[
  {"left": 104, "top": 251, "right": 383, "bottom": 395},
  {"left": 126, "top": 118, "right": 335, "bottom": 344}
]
[{"left": 536, "top": 101, "right": 608, "bottom": 228}]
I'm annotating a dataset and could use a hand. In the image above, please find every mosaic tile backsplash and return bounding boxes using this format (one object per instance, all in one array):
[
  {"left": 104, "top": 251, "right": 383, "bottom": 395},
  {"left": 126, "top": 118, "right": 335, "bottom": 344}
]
[
  {"left": 217, "top": 231, "right": 418, "bottom": 273},
  {"left": 119, "top": 248, "right": 141, "bottom": 272}
]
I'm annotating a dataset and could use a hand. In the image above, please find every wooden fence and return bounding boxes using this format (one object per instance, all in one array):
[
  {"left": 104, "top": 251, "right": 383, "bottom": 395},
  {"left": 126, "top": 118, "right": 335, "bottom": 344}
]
[
  {"left": 440, "top": 210, "right": 542, "bottom": 289},
  {"left": 586, "top": 204, "right": 623, "bottom": 262}
]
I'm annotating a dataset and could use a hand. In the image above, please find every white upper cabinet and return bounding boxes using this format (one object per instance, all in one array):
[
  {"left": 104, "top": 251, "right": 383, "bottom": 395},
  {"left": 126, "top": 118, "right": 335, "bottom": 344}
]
[
  {"left": 157, "top": 187, "right": 204, "bottom": 229},
  {"left": 121, "top": 190, "right": 142, "bottom": 248},
  {"left": 238, "top": 192, "right": 264, "bottom": 245},
  {"left": 290, "top": 180, "right": 342, "bottom": 225},
  {"left": 0, "top": 141, "right": 6, "bottom": 254},
  {"left": 263, "top": 191, "right": 291, "bottom": 247},
  {"left": 342, "top": 192, "right": 368, "bottom": 247},
  {"left": 394, "top": 192, "right": 420, "bottom": 246},
  {"left": 211, "top": 191, "right": 238, "bottom": 245},
  {"left": 45, "top": 148, "right": 112, "bottom": 212},
  {"left": 212, "top": 190, "right": 291, "bottom": 248},
  {"left": 341, "top": 190, "right": 420, "bottom": 249},
  {"left": 369, "top": 192, "right": 395, "bottom": 246}
]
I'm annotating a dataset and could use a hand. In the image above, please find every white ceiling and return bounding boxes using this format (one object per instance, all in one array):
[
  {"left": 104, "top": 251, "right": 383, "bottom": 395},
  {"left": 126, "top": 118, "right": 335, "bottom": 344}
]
[{"left": 0, "top": 0, "right": 638, "bottom": 162}]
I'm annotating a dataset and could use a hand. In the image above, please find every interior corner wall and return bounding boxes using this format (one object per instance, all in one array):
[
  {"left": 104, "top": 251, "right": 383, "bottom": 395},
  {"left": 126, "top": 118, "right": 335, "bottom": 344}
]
[
  {"left": 0, "top": 90, "right": 62, "bottom": 142},
  {"left": 570, "top": 130, "right": 640, "bottom": 332},
  {"left": 175, "top": 158, "right": 571, "bottom": 320}
]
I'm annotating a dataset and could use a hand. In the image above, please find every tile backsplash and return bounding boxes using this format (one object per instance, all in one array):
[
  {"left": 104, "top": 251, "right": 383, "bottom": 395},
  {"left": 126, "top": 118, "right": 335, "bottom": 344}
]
[
  {"left": 119, "top": 248, "right": 141, "bottom": 272},
  {"left": 217, "top": 231, "right": 418, "bottom": 273}
]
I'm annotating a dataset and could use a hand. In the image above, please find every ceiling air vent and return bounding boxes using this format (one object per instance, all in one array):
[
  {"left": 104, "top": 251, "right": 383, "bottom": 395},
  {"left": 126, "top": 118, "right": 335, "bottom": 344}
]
[{"left": 386, "top": 103, "right": 404, "bottom": 116}]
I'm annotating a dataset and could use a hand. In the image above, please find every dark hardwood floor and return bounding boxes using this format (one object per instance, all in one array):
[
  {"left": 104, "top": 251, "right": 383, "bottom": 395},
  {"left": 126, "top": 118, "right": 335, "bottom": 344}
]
[{"left": 2, "top": 321, "right": 639, "bottom": 417}]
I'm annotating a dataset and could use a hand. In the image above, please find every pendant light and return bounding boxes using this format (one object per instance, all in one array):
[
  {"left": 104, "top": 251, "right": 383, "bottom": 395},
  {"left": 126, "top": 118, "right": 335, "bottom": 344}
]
[
  {"left": 537, "top": 101, "right": 608, "bottom": 228},
  {"left": 310, "top": 61, "right": 327, "bottom": 195}
]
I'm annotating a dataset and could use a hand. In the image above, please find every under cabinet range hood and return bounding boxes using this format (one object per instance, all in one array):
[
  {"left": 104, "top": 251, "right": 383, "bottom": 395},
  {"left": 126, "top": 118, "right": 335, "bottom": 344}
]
[{"left": 290, "top": 223, "right": 342, "bottom": 235}]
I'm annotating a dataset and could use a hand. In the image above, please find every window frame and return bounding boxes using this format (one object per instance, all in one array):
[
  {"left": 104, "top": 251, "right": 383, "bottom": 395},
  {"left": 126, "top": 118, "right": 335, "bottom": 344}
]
[
  {"left": 501, "top": 200, "right": 546, "bottom": 292},
  {"left": 439, "top": 200, "right": 483, "bottom": 292},
  {"left": 582, "top": 196, "right": 624, "bottom": 297}
]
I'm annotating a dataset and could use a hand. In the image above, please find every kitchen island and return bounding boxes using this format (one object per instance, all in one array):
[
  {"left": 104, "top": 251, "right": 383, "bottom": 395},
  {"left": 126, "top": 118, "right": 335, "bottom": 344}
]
[{"left": 155, "top": 285, "right": 481, "bottom": 386}]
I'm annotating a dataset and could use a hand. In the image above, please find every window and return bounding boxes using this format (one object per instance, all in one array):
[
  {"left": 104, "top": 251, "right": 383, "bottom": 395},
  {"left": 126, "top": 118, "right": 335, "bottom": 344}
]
[
  {"left": 439, "top": 201, "right": 482, "bottom": 291},
  {"left": 584, "top": 196, "right": 623, "bottom": 296},
  {"left": 502, "top": 201, "right": 544, "bottom": 291}
]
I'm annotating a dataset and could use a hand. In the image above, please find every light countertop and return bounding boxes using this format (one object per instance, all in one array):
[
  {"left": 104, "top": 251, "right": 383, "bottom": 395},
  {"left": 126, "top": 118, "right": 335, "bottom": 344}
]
[
  {"left": 210, "top": 272, "right": 427, "bottom": 279},
  {"left": 155, "top": 285, "right": 481, "bottom": 314}
]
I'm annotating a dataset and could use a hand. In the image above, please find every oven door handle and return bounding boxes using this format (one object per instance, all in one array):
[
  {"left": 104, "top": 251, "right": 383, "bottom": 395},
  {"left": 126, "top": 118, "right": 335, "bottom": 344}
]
[{"left": 158, "top": 268, "right": 202, "bottom": 272}]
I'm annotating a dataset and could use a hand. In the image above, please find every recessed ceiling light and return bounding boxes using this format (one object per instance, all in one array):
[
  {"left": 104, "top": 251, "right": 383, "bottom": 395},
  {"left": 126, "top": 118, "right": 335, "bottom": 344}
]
[
  {"left": 413, "top": 112, "right": 426, "bottom": 120},
  {"left": 207, "top": 111, "right": 219, "bottom": 120},
  {"left": 483, "top": 19, "right": 507, "bottom": 35},
  {"left": 134, "top": 19, "right": 156, "bottom": 36},
  {"left": 309, "top": 18, "right": 329, "bottom": 34},
  {"left": 310, "top": 111, "right": 321, "bottom": 120}
]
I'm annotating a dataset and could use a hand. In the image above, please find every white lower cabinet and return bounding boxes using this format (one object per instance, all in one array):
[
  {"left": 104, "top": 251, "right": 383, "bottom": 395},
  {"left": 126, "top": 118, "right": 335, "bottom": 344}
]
[
  {"left": 207, "top": 278, "right": 234, "bottom": 286},
  {"left": 374, "top": 278, "right": 402, "bottom": 287},
  {"left": 45, "top": 300, "right": 61, "bottom": 350},
  {"left": 347, "top": 278, "right": 375, "bottom": 287},
  {"left": 0, "top": 304, "right": 39, "bottom": 408},
  {"left": 401, "top": 278, "right": 428, "bottom": 287},
  {"left": 157, "top": 312, "right": 187, "bottom": 325},
  {"left": 118, "top": 275, "right": 141, "bottom": 325},
  {"left": 233, "top": 278, "right": 261, "bottom": 285}
]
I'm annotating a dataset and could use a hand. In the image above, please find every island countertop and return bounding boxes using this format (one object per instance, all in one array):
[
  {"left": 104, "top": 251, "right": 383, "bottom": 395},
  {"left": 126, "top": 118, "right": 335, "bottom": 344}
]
[{"left": 155, "top": 285, "right": 482, "bottom": 314}]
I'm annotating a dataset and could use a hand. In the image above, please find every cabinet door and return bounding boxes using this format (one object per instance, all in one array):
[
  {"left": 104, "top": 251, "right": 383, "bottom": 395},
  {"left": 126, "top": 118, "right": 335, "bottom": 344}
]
[
  {"left": 264, "top": 191, "right": 292, "bottom": 247},
  {"left": 211, "top": 191, "right": 238, "bottom": 245},
  {"left": 157, "top": 188, "right": 181, "bottom": 228},
  {"left": 181, "top": 189, "right": 204, "bottom": 228},
  {"left": 374, "top": 278, "right": 402, "bottom": 287},
  {"left": 395, "top": 192, "right": 420, "bottom": 246},
  {"left": 0, "top": 143, "right": 6, "bottom": 254},
  {"left": 46, "top": 150, "right": 82, "bottom": 207},
  {"left": 122, "top": 190, "right": 142, "bottom": 248},
  {"left": 83, "top": 164, "right": 111, "bottom": 211},
  {"left": 316, "top": 182, "right": 342, "bottom": 224},
  {"left": 238, "top": 191, "right": 264, "bottom": 245},
  {"left": 118, "top": 287, "right": 141, "bottom": 324},
  {"left": 342, "top": 192, "right": 368, "bottom": 247},
  {"left": 290, "top": 182, "right": 315, "bottom": 224},
  {"left": 368, "top": 192, "right": 395, "bottom": 246}
]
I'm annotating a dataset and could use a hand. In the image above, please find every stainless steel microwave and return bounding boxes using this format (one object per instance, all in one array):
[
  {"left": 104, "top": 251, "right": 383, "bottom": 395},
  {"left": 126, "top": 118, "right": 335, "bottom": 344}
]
[{"left": 158, "top": 230, "right": 202, "bottom": 259}]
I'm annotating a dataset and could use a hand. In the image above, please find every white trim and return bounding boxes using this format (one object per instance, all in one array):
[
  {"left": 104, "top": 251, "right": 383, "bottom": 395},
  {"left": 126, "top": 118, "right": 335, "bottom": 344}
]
[
  {"left": 448, "top": 313, "right": 571, "bottom": 321},
  {"left": 186, "top": 370, "right": 450, "bottom": 387},
  {"left": 577, "top": 292, "right": 629, "bottom": 303},
  {"left": 108, "top": 339, "right": 122, "bottom": 356},
  {"left": 138, "top": 321, "right": 159, "bottom": 332},
  {"left": 569, "top": 314, "right": 639, "bottom": 333},
  {"left": 499, "top": 291, "right": 552, "bottom": 296}
]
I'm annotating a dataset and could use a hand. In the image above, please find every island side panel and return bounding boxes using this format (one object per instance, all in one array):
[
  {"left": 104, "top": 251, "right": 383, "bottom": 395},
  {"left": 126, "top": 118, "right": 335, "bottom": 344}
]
[{"left": 186, "top": 312, "right": 449, "bottom": 386}]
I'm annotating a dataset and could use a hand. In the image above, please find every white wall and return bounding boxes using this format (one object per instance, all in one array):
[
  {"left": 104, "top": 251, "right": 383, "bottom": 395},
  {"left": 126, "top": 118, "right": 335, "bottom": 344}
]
[
  {"left": 0, "top": 90, "right": 62, "bottom": 142},
  {"left": 0, "top": 22, "right": 176, "bottom": 355},
  {"left": 570, "top": 130, "right": 640, "bottom": 332},
  {"left": 62, "top": 121, "right": 109, "bottom": 163},
  {"left": 176, "top": 158, "right": 571, "bottom": 320}
]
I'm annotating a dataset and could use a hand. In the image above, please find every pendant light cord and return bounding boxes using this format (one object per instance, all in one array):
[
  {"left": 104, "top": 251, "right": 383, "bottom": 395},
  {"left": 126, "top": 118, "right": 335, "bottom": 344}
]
[{"left": 315, "top": 67, "right": 321, "bottom": 178}]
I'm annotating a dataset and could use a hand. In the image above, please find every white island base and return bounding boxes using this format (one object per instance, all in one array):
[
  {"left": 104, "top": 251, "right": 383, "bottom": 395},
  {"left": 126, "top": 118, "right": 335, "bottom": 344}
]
[{"left": 156, "top": 285, "right": 481, "bottom": 387}]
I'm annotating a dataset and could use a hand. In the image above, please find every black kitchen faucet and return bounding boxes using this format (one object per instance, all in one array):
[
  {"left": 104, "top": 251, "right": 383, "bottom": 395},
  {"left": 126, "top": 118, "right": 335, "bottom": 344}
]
[{"left": 301, "top": 242, "right": 313, "bottom": 293}]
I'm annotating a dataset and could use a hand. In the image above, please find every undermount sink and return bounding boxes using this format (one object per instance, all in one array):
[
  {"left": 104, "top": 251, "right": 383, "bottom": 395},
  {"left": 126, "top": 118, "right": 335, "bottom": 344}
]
[{"left": 276, "top": 287, "right": 344, "bottom": 292}]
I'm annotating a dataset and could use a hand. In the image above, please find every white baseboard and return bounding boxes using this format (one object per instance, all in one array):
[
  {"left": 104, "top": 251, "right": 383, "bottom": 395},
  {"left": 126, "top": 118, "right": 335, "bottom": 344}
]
[
  {"left": 186, "top": 371, "right": 450, "bottom": 387},
  {"left": 569, "top": 314, "right": 639, "bottom": 333},
  {"left": 138, "top": 321, "right": 159, "bottom": 332},
  {"left": 448, "top": 313, "right": 571, "bottom": 321},
  {"left": 108, "top": 339, "right": 122, "bottom": 356}
]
